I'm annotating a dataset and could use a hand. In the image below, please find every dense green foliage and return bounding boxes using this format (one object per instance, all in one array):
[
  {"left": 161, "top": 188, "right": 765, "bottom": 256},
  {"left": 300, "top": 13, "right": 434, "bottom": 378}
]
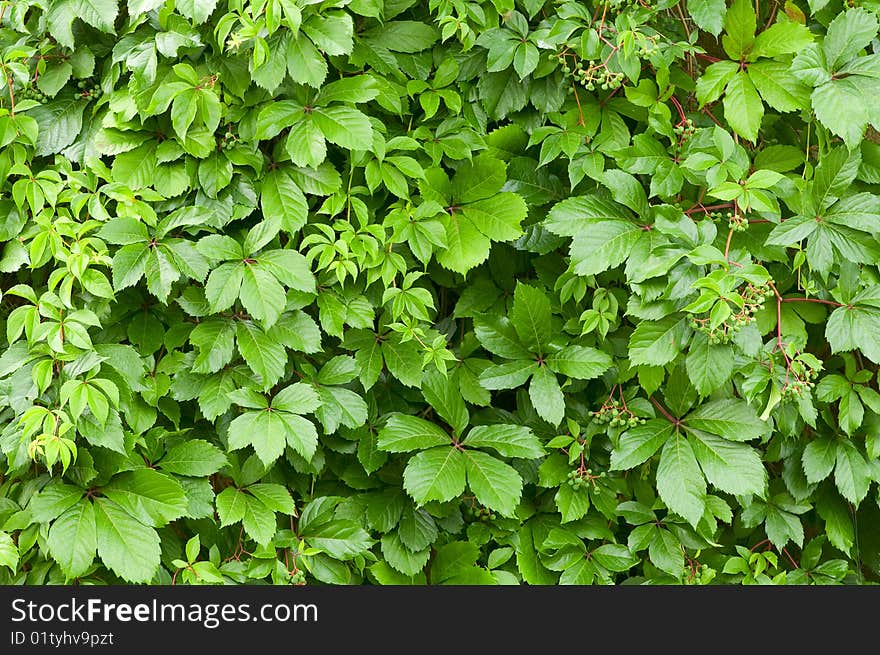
[{"left": 1, "top": 0, "right": 879, "bottom": 586}]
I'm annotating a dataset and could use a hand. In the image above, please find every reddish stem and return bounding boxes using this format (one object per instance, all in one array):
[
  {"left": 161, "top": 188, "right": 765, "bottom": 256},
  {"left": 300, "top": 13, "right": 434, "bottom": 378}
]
[
  {"left": 650, "top": 396, "right": 681, "bottom": 427},
  {"left": 670, "top": 95, "right": 687, "bottom": 123},
  {"left": 780, "top": 297, "right": 845, "bottom": 308},
  {"left": 684, "top": 202, "right": 734, "bottom": 215},
  {"left": 723, "top": 227, "right": 734, "bottom": 262},
  {"left": 701, "top": 106, "right": 723, "bottom": 127}
]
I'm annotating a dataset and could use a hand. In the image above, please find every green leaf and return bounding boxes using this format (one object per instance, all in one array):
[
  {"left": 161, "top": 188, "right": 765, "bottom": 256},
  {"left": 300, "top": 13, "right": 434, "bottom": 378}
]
[
  {"left": 802, "top": 437, "right": 837, "bottom": 484},
  {"left": 258, "top": 249, "right": 316, "bottom": 293},
  {"left": 29, "top": 482, "right": 85, "bottom": 522},
  {"left": 402, "top": 447, "right": 466, "bottom": 505},
  {"left": 696, "top": 61, "right": 739, "bottom": 106},
  {"left": 451, "top": 155, "right": 506, "bottom": 204},
  {"left": 462, "top": 424, "right": 545, "bottom": 459},
  {"left": 48, "top": 502, "right": 96, "bottom": 579},
  {"left": 303, "top": 14, "right": 354, "bottom": 56},
  {"left": 280, "top": 413, "right": 319, "bottom": 461},
  {"left": 610, "top": 420, "right": 675, "bottom": 470},
  {"left": 748, "top": 61, "right": 810, "bottom": 113},
  {"left": 628, "top": 316, "right": 690, "bottom": 367},
  {"left": 101, "top": 469, "right": 189, "bottom": 527},
  {"left": 816, "top": 488, "right": 854, "bottom": 554},
  {"left": 510, "top": 283, "right": 552, "bottom": 355},
  {"left": 764, "top": 503, "right": 805, "bottom": 549},
  {"left": 99, "top": 217, "right": 149, "bottom": 245},
  {"left": 430, "top": 541, "right": 480, "bottom": 583},
  {"left": 464, "top": 450, "right": 523, "bottom": 517},
  {"left": 378, "top": 337, "right": 421, "bottom": 388},
  {"left": 175, "top": 0, "right": 218, "bottom": 24},
  {"left": 649, "top": 529, "right": 685, "bottom": 577},
  {"left": 160, "top": 439, "right": 228, "bottom": 476},
  {"left": 28, "top": 97, "right": 87, "bottom": 157},
  {"left": 592, "top": 544, "right": 639, "bottom": 572},
  {"left": 377, "top": 414, "right": 451, "bottom": 452},
  {"left": 812, "top": 79, "right": 869, "bottom": 149},
  {"left": 93, "top": 498, "right": 161, "bottom": 583},
  {"left": 460, "top": 194, "right": 526, "bottom": 242},
  {"left": 823, "top": 8, "right": 878, "bottom": 71},
  {"left": 834, "top": 441, "right": 870, "bottom": 505},
  {"left": 228, "top": 409, "right": 289, "bottom": 466},
  {"left": 724, "top": 71, "right": 763, "bottom": 142},
  {"left": 273, "top": 382, "right": 321, "bottom": 414},
  {"left": 687, "top": 0, "right": 726, "bottom": 36},
  {"left": 235, "top": 321, "right": 287, "bottom": 389},
  {"left": 261, "top": 168, "right": 308, "bottom": 233},
  {"left": 686, "top": 335, "right": 734, "bottom": 395},
  {"left": 313, "top": 106, "right": 373, "bottom": 150},
  {"left": 826, "top": 301, "right": 880, "bottom": 364},
  {"left": 240, "top": 494, "right": 277, "bottom": 544},
  {"left": 247, "top": 483, "right": 296, "bottom": 515},
  {"left": 529, "top": 365, "right": 565, "bottom": 426},
  {"left": 398, "top": 508, "right": 438, "bottom": 551},
  {"left": 684, "top": 399, "right": 768, "bottom": 441},
  {"left": 545, "top": 345, "right": 612, "bottom": 380},
  {"left": 363, "top": 21, "right": 439, "bottom": 53},
  {"left": 436, "top": 212, "right": 491, "bottom": 273},
  {"left": 474, "top": 314, "right": 532, "bottom": 360},
  {"left": 239, "top": 265, "right": 286, "bottom": 329},
  {"left": 570, "top": 220, "right": 643, "bottom": 277},
  {"left": 479, "top": 360, "right": 538, "bottom": 390},
  {"left": 721, "top": 0, "right": 756, "bottom": 60},
  {"left": 421, "top": 369, "right": 469, "bottom": 435},
  {"left": 687, "top": 430, "right": 767, "bottom": 496},
  {"left": 0, "top": 531, "right": 18, "bottom": 572},
  {"left": 554, "top": 484, "right": 590, "bottom": 523},
  {"left": 216, "top": 487, "right": 247, "bottom": 527},
  {"left": 191, "top": 319, "right": 236, "bottom": 374},
  {"left": 381, "top": 532, "right": 430, "bottom": 575},
  {"left": 656, "top": 432, "right": 706, "bottom": 526},
  {"left": 546, "top": 195, "right": 634, "bottom": 237},
  {"left": 750, "top": 21, "right": 813, "bottom": 60}
]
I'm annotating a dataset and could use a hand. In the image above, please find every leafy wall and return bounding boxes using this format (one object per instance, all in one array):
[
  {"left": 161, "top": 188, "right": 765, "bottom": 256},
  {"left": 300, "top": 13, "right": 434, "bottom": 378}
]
[{"left": 1, "top": 0, "right": 879, "bottom": 585}]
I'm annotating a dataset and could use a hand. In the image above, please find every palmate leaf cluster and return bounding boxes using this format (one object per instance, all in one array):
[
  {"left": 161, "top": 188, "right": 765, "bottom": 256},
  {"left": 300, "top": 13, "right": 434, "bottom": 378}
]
[{"left": 0, "top": 0, "right": 878, "bottom": 586}]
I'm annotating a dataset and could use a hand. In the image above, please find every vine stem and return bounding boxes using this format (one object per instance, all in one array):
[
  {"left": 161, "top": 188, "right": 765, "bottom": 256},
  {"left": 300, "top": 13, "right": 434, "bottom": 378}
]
[
  {"left": 780, "top": 297, "right": 845, "bottom": 308},
  {"left": 572, "top": 81, "right": 585, "bottom": 127},
  {"left": 669, "top": 95, "right": 687, "bottom": 123},
  {"left": 683, "top": 202, "right": 734, "bottom": 215},
  {"left": 767, "top": 280, "right": 787, "bottom": 357},
  {"left": 701, "top": 106, "right": 723, "bottom": 127},
  {"left": 649, "top": 396, "right": 680, "bottom": 427},
  {"left": 782, "top": 548, "right": 799, "bottom": 569}
]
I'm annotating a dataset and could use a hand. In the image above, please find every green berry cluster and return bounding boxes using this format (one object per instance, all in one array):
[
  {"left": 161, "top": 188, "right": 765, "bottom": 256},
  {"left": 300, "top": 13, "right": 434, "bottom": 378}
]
[
  {"left": 638, "top": 34, "right": 661, "bottom": 57},
  {"left": 728, "top": 212, "right": 748, "bottom": 232},
  {"left": 289, "top": 569, "right": 306, "bottom": 585},
  {"left": 591, "top": 404, "right": 645, "bottom": 428},
  {"left": 673, "top": 118, "right": 695, "bottom": 141},
  {"left": 464, "top": 505, "right": 496, "bottom": 521},
  {"left": 76, "top": 79, "right": 103, "bottom": 99},
  {"left": 781, "top": 358, "right": 820, "bottom": 400},
  {"left": 566, "top": 468, "right": 602, "bottom": 489},
  {"left": 690, "top": 283, "right": 773, "bottom": 344},
  {"left": 17, "top": 85, "right": 48, "bottom": 104},
  {"left": 608, "top": 0, "right": 655, "bottom": 8},
  {"left": 558, "top": 54, "right": 625, "bottom": 91},
  {"left": 218, "top": 131, "right": 237, "bottom": 151}
]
